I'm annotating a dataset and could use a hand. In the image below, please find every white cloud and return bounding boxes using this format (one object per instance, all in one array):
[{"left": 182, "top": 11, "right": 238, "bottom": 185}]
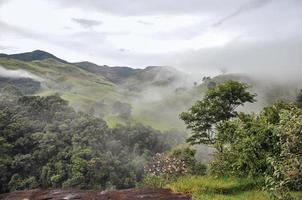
[
  {"left": 0, "top": 0, "right": 301, "bottom": 75},
  {"left": 0, "top": 66, "right": 42, "bottom": 81}
]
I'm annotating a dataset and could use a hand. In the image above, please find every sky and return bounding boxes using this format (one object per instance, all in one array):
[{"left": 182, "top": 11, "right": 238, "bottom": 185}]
[{"left": 0, "top": 0, "right": 302, "bottom": 76}]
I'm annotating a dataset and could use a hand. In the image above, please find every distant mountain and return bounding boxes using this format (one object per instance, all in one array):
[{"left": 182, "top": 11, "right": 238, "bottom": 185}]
[
  {"left": 0, "top": 50, "right": 68, "bottom": 63},
  {"left": 0, "top": 50, "right": 181, "bottom": 89},
  {"left": 74, "top": 61, "right": 139, "bottom": 84},
  {"left": 74, "top": 62, "right": 182, "bottom": 90}
]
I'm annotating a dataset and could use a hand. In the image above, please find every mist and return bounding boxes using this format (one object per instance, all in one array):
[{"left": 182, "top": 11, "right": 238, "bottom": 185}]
[
  {"left": 0, "top": 65, "right": 42, "bottom": 81},
  {"left": 168, "top": 37, "right": 302, "bottom": 82}
]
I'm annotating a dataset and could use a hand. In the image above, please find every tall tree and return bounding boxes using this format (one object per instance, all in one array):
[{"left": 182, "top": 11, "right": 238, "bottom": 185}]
[{"left": 180, "top": 80, "right": 256, "bottom": 145}]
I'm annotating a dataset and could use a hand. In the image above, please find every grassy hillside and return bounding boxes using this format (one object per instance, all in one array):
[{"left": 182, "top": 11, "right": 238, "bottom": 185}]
[
  {"left": 0, "top": 52, "right": 252, "bottom": 132},
  {"left": 0, "top": 57, "right": 123, "bottom": 114},
  {"left": 0, "top": 52, "right": 198, "bottom": 131},
  {"left": 1, "top": 50, "right": 301, "bottom": 132}
]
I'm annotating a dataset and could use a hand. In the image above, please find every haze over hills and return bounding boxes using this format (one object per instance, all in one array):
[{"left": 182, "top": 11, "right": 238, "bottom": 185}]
[
  {"left": 0, "top": 50, "right": 301, "bottom": 131},
  {"left": 0, "top": 50, "right": 196, "bottom": 130}
]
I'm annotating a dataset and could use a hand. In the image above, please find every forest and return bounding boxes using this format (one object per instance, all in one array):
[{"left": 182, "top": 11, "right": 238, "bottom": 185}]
[
  {"left": 1, "top": 81, "right": 301, "bottom": 200},
  {"left": 0, "top": 91, "right": 173, "bottom": 192}
]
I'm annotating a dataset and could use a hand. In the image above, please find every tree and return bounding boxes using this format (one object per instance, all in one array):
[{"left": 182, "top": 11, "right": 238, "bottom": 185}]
[
  {"left": 180, "top": 81, "right": 256, "bottom": 145},
  {"left": 1, "top": 85, "right": 23, "bottom": 96},
  {"left": 0, "top": 93, "right": 169, "bottom": 192},
  {"left": 295, "top": 89, "right": 302, "bottom": 109}
]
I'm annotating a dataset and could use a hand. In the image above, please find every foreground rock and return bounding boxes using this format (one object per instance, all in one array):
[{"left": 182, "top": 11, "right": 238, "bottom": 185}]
[{"left": 0, "top": 188, "right": 191, "bottom": 200}]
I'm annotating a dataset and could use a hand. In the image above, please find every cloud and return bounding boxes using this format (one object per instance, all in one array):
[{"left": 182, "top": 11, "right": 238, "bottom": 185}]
[
  {"left": 53, "top": 0, "right": 242, "bottom": 16},
  {"left": 0, "top": 44, "right": 11, "bottom": 50},
  {"left": 0, "top": 0, "right": 9, "bottom": 6},
  {"left": 0, "top": 0, "right": 301, "bottom": 72},
  {"left": 72, "top": 18, "right": 102, "bottom": 29},
  {"left": 0, "top": 20, "right": 33, "bottom": 38},
  {"left": 166, "top": 36, "right": 302, "bottom": 81},
  {"left": 137, "top": 20, "right": 154, "bottom": 26},
  {"left": 212, "top": 0, "right": 273, "bottom": 27},
  {"left": 0, "top": 66, "right": 42, "bottom": 81}
]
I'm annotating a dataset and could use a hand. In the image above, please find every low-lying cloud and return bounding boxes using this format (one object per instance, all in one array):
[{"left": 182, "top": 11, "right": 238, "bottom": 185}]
[{"left": 0, "top": 66, "right": 42, "bottom": 81}]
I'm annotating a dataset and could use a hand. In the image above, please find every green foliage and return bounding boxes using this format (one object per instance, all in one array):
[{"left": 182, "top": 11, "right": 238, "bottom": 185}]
[
  {"left": 1, "top": 85, "right": 23, "bottom": 96},
  {"left": 138, "top": 174, "right": 168, "bottom": 189},
  {"left": 8, "top": 174, "right": 39, "bottom": 191},
  {"left": 181, "top": 80, "right": 302, "bottom": 199},
  {"left": 208, "top": 102, "right": 302, "bottom": 199},
  {"left": 0, "top": 94, "right": 169, "bottom": 193},
  {"left": 0, "top": 77, "right": 41, "bottom": 95},
  {"left": 295, "top": 90, "right": 302, "bottom": 109},
  {"left": 265, "top": 106, "right": 302, "bottom": 200},
  {"left": 211, "top": 113, "right": 275, "bottom": 177},
  {"left": 180, "top": 81, "right": 256, "bottom": 144},
  {"left": 140, "top": 147, "right": 207, "bottom": 189},
  {"left": 171, "top": 147, "right": 207, "bottom": 176}
]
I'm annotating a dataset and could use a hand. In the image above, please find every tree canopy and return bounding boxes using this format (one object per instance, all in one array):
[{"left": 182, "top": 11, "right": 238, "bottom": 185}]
[
  {"left": 0, "top": 94, "right": 169, "bottom": 193},
  {"left": 180, "top": 80, "right": 256, "bottom": 144}
]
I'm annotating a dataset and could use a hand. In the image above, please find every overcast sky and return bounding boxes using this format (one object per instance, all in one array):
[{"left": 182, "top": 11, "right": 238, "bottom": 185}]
[{"left": 0, "top": 0, "right": 302, "bottom": 76}]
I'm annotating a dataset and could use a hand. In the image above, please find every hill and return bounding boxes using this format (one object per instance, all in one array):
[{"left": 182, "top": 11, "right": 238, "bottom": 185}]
[
  {"left": 74, "top": 61, "right": 138, "bottom": 84},
  {"left": 0, "top": 50, "right": 191, "bottom": 130},
  {"left": 0, "top": 50, "right": 301, "bottom": 131},
  {"left": 0, "top": 50, "right": 68, "bottom": 63}
]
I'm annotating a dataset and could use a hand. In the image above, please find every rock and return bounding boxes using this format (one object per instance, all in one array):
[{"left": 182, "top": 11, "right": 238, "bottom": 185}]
[{"left": 0, "top": 188, "right": 191, "bottom": 200}]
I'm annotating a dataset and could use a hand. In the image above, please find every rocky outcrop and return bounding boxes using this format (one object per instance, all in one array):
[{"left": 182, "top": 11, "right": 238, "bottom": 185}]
[{"left": 0, "top": 188, "right": 191, "bottom": 200}]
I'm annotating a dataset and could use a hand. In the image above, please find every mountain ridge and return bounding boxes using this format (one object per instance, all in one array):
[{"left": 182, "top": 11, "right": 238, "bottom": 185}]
[{"left": 0, "top": 50, "right": 69, "bottom": 63}]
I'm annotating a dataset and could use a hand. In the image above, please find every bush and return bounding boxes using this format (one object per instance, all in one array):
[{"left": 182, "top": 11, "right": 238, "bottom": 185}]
[
  {"left": 138, "top": 174, "right": 168, "bottom": 188},
  {"left": 144, "top": 153, "right": 188, "bottom": 177},
  {"left": 171, "top": 147, "right": 207, "bottom": 176},
  {"left": 191, "top": 163, "right": 207, "bottom": 176},
  {"left": 8, "top": 174, "right": 39, "bottom": 191},
  {"left": 62, "top": 175, "right": 86, "bottom": 189}
]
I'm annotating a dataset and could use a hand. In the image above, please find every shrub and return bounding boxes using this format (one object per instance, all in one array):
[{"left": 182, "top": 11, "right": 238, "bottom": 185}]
[
  {"left": 171, "top": 147, "right": 207, "bottom": 176},
  {"left": 139, "top": 174, "right": 168, "bottom": 188},
  {"left": 144, "top": 153, "right": 188, "bottom": 177}
]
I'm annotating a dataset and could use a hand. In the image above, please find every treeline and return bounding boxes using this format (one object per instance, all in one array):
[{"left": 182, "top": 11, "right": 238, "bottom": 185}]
[
  {"left": 0, "top": 94, "right": 174, "bottom": 193},
  {"left": 0, "top": 77, "right": 41, "bottom": 95}
]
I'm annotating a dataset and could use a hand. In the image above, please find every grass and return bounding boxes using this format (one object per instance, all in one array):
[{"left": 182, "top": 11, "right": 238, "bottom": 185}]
[
  {"left": 104, "top": 116, "right": 128, "bottom": 128},
  {"left": 167, "top": 176, "right": 269, "bottom": 200},
  {"left": 168, "top": 176, "right": 302, "bottom": 200},
  {"left": 0, "top": 57, "right": 202, "bottom": 131}
]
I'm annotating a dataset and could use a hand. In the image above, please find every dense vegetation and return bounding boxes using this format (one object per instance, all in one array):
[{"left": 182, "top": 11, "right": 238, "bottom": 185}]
[
  {"left": 178, "top": 81, "right": 302, "bottom": 199},
  {"left": 0, "top": 93, "right": 171, "bottom": 193},
  {"left": 0, "top": 77, "right": 41, "bottom": 95},
  {"left": 0, "top": 51, "right": 301, "bottom": 199}
]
